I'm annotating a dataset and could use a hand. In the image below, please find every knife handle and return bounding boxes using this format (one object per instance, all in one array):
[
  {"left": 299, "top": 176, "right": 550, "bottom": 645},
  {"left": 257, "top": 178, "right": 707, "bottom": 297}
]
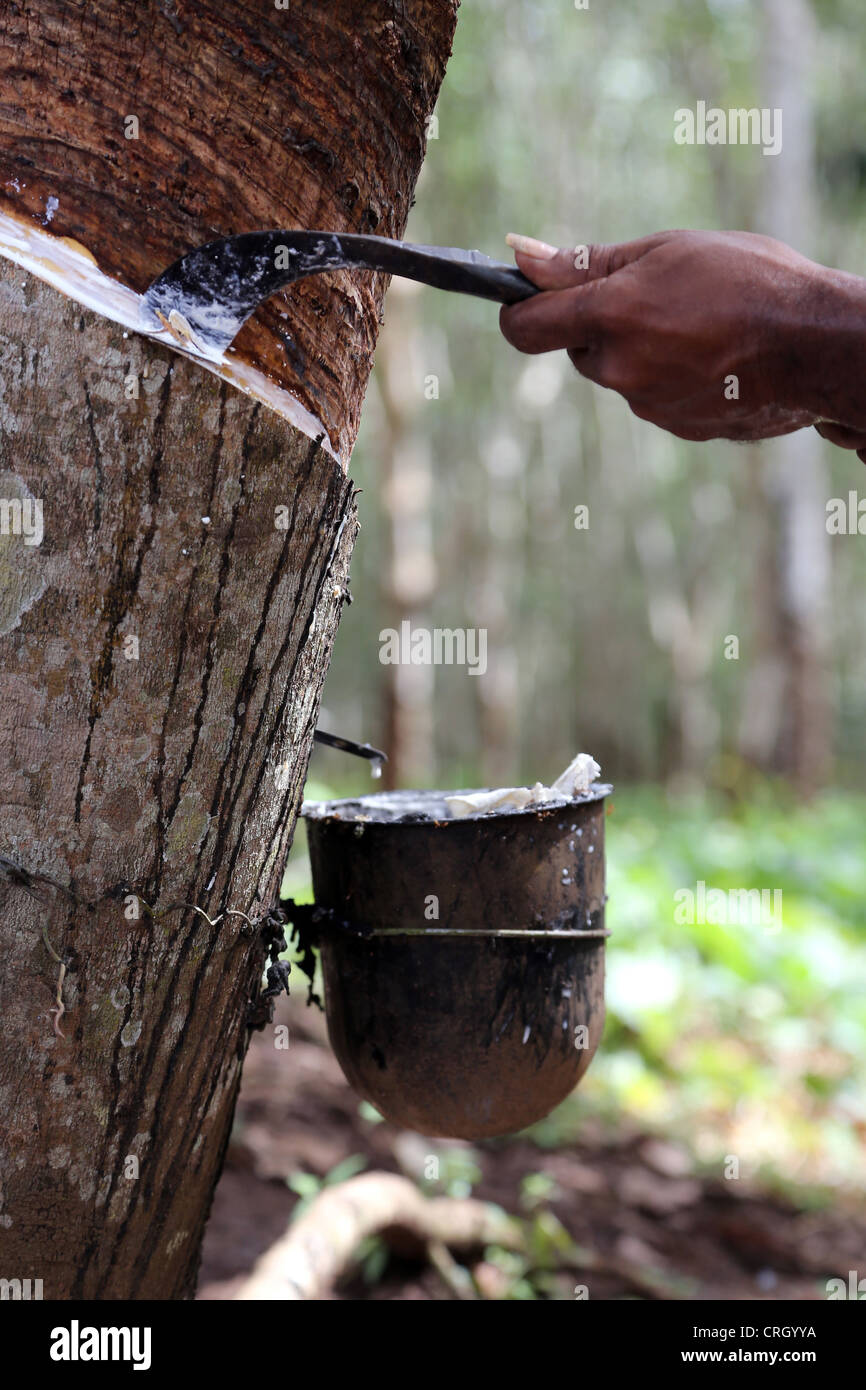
[
  {"left": 414, "top": 256, "right": 539, "bottom": 304},
  {"left": 337, "top": 234, "right": 540, "bottom": 305}
]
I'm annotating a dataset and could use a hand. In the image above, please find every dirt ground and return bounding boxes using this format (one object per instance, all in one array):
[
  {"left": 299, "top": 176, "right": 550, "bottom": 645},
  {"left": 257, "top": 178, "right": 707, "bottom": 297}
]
[{"left": 197, "top": 996, "right": 866, "bottom": 1301}]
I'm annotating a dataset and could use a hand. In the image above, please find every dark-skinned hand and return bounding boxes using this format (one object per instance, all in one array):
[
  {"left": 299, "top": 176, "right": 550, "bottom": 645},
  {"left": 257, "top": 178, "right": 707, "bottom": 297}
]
[{"left": 500, "top": 229, "right": 866, "bottom": 463}]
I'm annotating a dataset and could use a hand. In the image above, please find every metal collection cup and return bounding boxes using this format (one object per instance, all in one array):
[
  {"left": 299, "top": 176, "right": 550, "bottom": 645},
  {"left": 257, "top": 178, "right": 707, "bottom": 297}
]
[{"left": 301, "top": 785, "right": 612, "bottom": 1139}]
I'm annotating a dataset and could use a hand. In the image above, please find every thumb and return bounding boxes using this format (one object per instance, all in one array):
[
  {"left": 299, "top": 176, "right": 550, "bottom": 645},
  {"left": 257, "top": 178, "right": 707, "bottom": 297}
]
[{"left": 505, "top": 231, "right": 672, "bottom": 290}]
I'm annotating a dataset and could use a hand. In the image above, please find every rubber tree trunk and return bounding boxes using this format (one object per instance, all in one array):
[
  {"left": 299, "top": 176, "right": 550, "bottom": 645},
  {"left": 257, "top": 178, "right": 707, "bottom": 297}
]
[{"left": 0, "top": 0, "right": 457, "bottom": 1300}]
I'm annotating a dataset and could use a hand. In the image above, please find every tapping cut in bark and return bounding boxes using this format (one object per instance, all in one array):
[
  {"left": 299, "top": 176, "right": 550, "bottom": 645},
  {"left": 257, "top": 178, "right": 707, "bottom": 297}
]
[
  {"left": 0, "top": 0, "right": 457, "bottom": 461},
  {"left": 0, "top": 207, "right": 339, "bottom": 458}
]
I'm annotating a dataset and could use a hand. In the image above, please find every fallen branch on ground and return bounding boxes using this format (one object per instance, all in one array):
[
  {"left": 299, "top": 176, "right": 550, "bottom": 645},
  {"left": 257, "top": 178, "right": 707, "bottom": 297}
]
[{"left": 234, "top": 1171, "right": 687, "bottom": 1300}]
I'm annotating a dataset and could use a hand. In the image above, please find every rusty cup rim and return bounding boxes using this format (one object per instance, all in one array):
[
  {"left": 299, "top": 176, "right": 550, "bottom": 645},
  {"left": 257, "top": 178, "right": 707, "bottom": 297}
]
[{"left": 302, "top": 783, "right": 613, "bottom": 827}]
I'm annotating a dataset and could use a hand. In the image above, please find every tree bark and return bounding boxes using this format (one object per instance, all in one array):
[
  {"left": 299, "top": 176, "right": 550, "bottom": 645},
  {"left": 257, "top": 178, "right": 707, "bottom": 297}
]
[{"left": 0, "top": 0, "right": 457, "bottom": 1300}]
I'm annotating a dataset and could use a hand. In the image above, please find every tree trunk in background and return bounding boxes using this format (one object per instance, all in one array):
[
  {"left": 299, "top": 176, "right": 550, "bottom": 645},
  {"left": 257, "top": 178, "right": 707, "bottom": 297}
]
[
  {"left": 742, "top": 0, "right": 832, "bottom": 794},
  {"left": 476, "top": 439, "right": 522, "bottom": 791},
  {"left": 0, "top": 0, "right": 456, "bottom": 1299},
  {"left": 630, "top": 500, "right": 725, "bottom": 787},
  {"left": 375, "top": 283, "right": 437, "bottom": 789}
]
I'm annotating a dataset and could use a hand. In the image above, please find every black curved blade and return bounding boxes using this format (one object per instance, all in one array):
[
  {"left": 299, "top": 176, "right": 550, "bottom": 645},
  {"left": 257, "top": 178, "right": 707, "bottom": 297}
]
[{"left": 140, "top": 230, "right": 537, "bottom": 359}]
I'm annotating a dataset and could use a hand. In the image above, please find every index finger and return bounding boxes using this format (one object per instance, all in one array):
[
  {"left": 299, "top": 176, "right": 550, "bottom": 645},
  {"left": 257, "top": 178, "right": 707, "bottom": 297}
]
[{"left": 505, "top": 231, "right": 675, "bottom": 292}]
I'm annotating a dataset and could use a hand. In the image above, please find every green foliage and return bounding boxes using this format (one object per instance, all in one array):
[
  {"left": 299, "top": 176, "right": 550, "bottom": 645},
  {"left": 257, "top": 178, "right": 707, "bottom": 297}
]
[
  {"left": 519, "top": 1170, "right": 560, "bottom": 1211},
  {"left": 354, "top": 1235, "right": 390, "bottom": 1287},
  {"left": 358, "top": 1100, "right": 385, "bottom": 1126},
  {"left": 528, "top": 786, "right": 866, "bottom": 1189},
  {"left": 424, "top": 1147, "right": 484, "bottom": 1199},
  {"left": 286, "top": 1153, "right": 368, "bottom": 1218}
]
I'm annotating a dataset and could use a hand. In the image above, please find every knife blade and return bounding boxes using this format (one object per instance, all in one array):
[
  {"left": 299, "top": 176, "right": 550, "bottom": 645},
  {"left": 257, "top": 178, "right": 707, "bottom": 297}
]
[{"left": 140, "top": 230, "right": 538, "bottom": 361}]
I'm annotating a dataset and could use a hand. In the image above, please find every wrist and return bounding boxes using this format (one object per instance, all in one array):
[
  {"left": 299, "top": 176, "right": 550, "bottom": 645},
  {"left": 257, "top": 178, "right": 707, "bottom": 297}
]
[{"left": 793, "top": 263, "right": 866, "bottom": 430}]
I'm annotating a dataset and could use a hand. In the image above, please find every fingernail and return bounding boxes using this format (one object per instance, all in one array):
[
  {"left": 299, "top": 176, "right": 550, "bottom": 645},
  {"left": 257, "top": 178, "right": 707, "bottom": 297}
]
[{"left": 505, "top": 233, "right": 558, "bottom": 260}]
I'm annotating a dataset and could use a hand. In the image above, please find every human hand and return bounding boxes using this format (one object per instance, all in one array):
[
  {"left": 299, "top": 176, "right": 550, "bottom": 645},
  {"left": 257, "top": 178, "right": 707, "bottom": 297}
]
[{"left": 500, "top": 229, "right": 866, "bottom": 458}]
